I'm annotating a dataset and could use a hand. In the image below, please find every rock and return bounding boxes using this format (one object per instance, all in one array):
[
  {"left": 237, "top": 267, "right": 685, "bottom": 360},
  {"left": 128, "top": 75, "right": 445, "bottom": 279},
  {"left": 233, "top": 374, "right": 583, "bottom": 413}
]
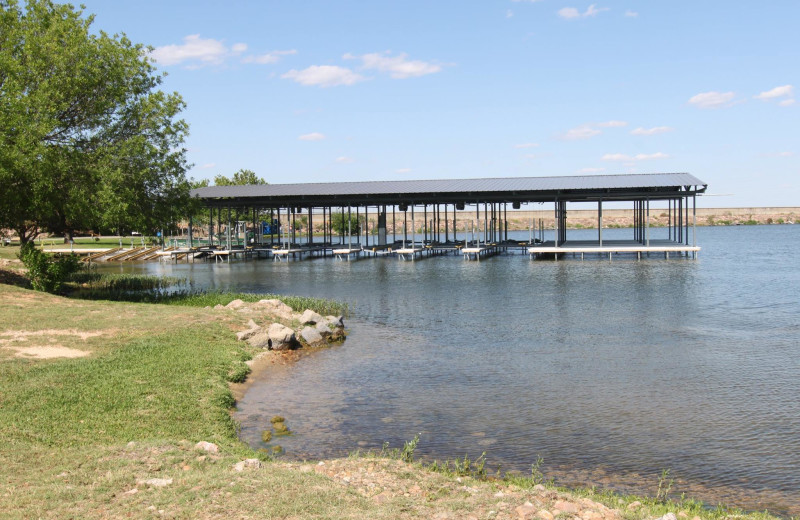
[
  {"left": 516, "top": 502, "right": 537, "bottom": 519},
  {"left": 536, "top": 511, "right": 554, "bottom": 520},
  {"left": 268, "top": 323, "right": 296, "bottom": 350},
  {"left": 255, "top": 299, "right": 295, "bottom": 318},
  {"left": 300, "top": 326, "right": 324, "bottom": 346},
  {"left": 233, "top": 458, "right": 262, "bottom": 472},
  {"left": 656, "top": 514, "right": 677, "bottom": 520},
  {"left": 325, "top": 315, "right": 345, "bottom": 328},
  {"left": 225, "top": 299, "right": 245, "bottom": 309},
  {"left": 194, "top": 441, "right": 219, "bottom": 453},
  {"left": 553, "top": 500, "right": 579, "bottom": 514},
  {"left": 315, "top": 321, "right": 333, "bottom": 337},
  {"left": 213, "top": 304, "right": 225, "bottom": 310},
  {"left": 300, "top": 309, "right": 324, "bottom": 325},
  {"left": 533, "top": 484, "right": 546, "bottom": 492},
  {"left": 627, "top": 501, "right": 642, "bottom": 511},
  {"left": 247, "top": 332, "right": 271, "bottom": 349},
  {"left": 138, "top": 478, "right": 173, "bottom": 488},
  {"left": 236, "top": 326, "right": 262, "bottom": 341},
  {"left": 246, "top": 319, "right": 259, "bottom": 329}
]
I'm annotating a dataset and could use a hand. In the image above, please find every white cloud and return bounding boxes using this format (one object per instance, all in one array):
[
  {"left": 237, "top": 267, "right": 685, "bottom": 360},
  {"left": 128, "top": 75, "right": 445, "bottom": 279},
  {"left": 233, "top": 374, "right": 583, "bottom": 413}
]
[
  {"left": 579, "top": 167, "right": 606, "bottom": 173},
  {"left": 754, "top": 84, "right": 793, "bottom": 100},
  {"left": 231, "top": 43, "right": 248, "bottom": 54},
  {"left": 779, "top": 99, "right": 796, "bottom": 107},
  {"left": 631, "top": 126, "right": 674, "bottom": 136},
  {"left": 597, "top": 120, "right": 627, "bottom": 128},
  {"left": 624, "top": 10, "right": 638, "bottom": 17},
  {"left": 396, "top": 168, "right": 412, "bottom": 173},
  {"left": 558, "top": 4, "right": 609, "bottom": 19},
  {"left": 506, "top": 9, "right": 514, "bottom": 18},
  {"left": 242, "top": 49, "right": 297, "bottom": 65},
  {"left": 298, "top": 132, "right": 326, "bottom": 141},
  {"left": 602, "top": 152, "right": 670, "bottom": 161},
  {"left": 345, "top": 52, "right": 441, "bottom": 79},
  {"left": 198, "top": 163, "right": 216, "bottom": 169},
  {"left": 150, "top": 35, "right": 230, "bottom": 66},
  {"left": 562, "top": 125, "right": 602, "bottom": 140},
  {"left": 335, "top": 156, "right": 355, "bottom": 164},
  {"left": 561, "top": 120, "right": 625, "bottom": 140},
  {"left": 282, "top": 66, "right": 366, "bottom": 87},
  {"left": 688, "top": 91, "right": 736, "bottom": 109},
  {"left": 514, "top": 142, "right": 540, "bottom": 148}
]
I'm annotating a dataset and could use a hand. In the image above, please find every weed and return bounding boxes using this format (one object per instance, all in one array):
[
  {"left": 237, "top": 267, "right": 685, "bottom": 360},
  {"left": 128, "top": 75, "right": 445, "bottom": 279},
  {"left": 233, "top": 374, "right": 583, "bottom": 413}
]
[
  {"left": 401, "top": 433, "right": 420, "bottom": 463},
  {"left": 656, "top": 468, "right": 674, "bottom": 503}
]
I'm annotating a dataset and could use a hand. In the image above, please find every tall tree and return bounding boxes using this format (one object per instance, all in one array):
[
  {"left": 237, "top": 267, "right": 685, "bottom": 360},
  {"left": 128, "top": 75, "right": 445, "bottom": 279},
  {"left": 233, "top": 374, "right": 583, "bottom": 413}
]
[
  {"left": 213, "top": 169, "right": 266, "bottom": 186},
  {"left": 0, "top": 0, "right": 191, "bottom": 242}
]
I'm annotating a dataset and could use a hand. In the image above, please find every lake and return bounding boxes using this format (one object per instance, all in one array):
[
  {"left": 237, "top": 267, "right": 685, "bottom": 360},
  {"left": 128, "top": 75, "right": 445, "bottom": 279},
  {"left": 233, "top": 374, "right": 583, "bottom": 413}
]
[{"left": 104, "top": 224, "right": 800, "bottom": 516}]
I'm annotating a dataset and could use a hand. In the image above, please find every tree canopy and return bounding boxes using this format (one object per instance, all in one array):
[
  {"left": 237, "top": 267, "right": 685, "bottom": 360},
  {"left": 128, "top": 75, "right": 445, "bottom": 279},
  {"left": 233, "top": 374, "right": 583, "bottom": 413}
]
[
  {"left": 213, "top": 169, "right": 266, "bottom": 186},
  {"left": 0, "top": 0, "right": 192, "bottom": 242}
]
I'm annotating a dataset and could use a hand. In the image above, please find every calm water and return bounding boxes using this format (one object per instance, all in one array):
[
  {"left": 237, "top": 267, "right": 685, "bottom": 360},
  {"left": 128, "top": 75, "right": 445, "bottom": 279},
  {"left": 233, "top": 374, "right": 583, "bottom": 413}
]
[{"left": 107, "top": 225, "right": 800, "bottom": 515}]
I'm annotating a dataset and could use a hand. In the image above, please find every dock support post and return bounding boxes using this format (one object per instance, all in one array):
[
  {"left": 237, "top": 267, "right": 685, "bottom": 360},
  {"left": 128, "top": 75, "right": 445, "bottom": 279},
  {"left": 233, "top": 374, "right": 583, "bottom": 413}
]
[
  {"left": 226, "top": 206, "right": 232, "bottom": 262},
  {"left": 646, "top": 197, "right": 650, "bottom": 248},
  {"left": 598, "top": 199, "right": 603, "bottom": 247},
  {"left": 692, "top": 193, "right": 697, "bottom": 258},
  {"left": 188, "top": 218, "right": 193, "bottom": 249}
]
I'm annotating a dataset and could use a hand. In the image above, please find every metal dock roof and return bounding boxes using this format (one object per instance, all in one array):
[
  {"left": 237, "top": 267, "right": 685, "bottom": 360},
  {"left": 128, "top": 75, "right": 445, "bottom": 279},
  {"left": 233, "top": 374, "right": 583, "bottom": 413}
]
[{"left": 192, "top": 172, "right": 706, "bottom": 207}]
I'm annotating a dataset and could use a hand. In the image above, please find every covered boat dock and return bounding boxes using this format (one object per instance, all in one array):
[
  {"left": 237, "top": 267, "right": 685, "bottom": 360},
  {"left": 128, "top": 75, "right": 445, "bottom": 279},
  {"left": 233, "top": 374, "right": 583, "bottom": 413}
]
[{"left": 189, "top": 172, "right": 707, "bottom": 261}]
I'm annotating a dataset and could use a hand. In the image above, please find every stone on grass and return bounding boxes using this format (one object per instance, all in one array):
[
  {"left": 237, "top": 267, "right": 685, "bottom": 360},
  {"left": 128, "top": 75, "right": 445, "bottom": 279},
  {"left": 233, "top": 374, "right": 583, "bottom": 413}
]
[
  {"left": 300, "top": 326, "right": 324, "bottom": 346},
  {"left": 236, "top": 326, "right": 262, "bottom": 342},
  {"left": 233, "top": 458, "right": 262, "bottom": 472},
  {"left": 515, "top": 502, "right": 537, "bottom": 519},
  {"left": 213, "top": 304, "right": 225, "bottom": 310},
  {"left": 536, "top": 511, "right": 554, "bottom": 520},
  {"left": 194, "top": 441, "right": 219, "bottom": 453},
  {"left": 268, "top": 323, "right": 296, "bottom": 350},
  {"left": 255, "top": 299, "right": 295, "bottom": 318},
  {"left": 553, "top": 500, "right": 579, "bottom": 514},
  {"left": 226, "top": 299, "right": 245, "bottom": 309},
  {"left": 299, "top": 309, "right": 324, "bottom": 325},
  {"left": 656, "top": 514, "right": 677, "bottom": 520},
  {"left": 247, "top": 332, "right": 271, "bottom": 349}
]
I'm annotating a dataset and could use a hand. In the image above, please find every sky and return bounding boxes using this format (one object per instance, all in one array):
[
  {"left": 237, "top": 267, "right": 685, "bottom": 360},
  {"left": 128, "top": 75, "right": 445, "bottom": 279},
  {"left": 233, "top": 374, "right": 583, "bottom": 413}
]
[{"left": 79, "top": 0, "right": 798, "bottom": 208}]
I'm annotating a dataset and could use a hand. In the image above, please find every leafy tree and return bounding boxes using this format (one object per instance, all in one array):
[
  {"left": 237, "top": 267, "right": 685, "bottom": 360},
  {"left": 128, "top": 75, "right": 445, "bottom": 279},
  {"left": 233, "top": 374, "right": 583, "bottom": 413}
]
[
  {"left": 213, "top": 169, "right": 266, "bottom": 186},
  {"left": 0, "top": 0, "right": 191, "bottom": 242},
  {"left": 331, "top": 212, "right": 361, "bottom": 236}
]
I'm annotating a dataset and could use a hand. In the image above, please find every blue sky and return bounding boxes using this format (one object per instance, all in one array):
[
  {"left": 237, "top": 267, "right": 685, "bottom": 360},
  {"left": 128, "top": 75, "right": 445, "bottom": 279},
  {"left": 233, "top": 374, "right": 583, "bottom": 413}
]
[{"left": 81, "top": 1, "right": 798, "bottom": 208}]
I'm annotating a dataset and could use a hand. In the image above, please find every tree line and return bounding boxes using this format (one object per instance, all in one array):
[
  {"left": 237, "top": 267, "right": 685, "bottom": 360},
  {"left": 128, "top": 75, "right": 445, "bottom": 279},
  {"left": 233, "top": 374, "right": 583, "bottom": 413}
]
[{"left": 0, "top": 0, "right": 265, "bottom": 243}]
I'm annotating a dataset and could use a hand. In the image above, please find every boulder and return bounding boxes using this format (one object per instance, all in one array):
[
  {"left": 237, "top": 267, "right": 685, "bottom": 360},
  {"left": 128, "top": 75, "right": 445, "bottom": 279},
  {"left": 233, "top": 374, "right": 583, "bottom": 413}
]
[
  {"left": 213, "top": 304, "right": 225, "bottom": 310},
  {"left": 226, "top": 299, "right": 246, "bottom": 309},
  {"left": 138, "top": 478, "right": 173, "bottom": 488},
  {"left": 515, "top": 502, "right": 537, "bottom": 519},
  {"left": 247, "top": 332, "right": 271, "bottom": 349},
  {"left": 315, "top": 321, "right": 332, "bottom": 338},
  {"left": 255, "top": 299, "right": 295, "bottom": 318},
  {"left": 194, "top": 441, "right": 219, "bottom": 453},
  {"left": 325, "top": 315, "right": 345, "bottom": 328},
  {"left": 300, "top": 326, "right": 324, "bottom": 346},
  {"left": 236, "top": 326, "right": 262, "bottom": 341},
  {"left": 268, "top": 323, "right": 296, "bottom": 350},
  {"left": 299, "top": 309, "right": 324, "bottom": 325}
]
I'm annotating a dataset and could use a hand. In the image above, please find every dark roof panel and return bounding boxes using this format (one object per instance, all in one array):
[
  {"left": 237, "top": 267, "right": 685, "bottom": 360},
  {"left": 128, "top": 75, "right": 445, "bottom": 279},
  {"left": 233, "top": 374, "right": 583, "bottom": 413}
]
[{"left": 191, "top": 173, "right": 706, "bottom": 204}]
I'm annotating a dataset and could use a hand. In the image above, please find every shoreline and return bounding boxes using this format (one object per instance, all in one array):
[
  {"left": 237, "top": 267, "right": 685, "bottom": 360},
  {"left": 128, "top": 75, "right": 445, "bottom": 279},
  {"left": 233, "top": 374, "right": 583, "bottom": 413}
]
[
  {"left": 0, "top": 260, "right": 794, "bottom": 518},
  {"left": 230, "top": 320, "right": 798, "bottom": 518}
]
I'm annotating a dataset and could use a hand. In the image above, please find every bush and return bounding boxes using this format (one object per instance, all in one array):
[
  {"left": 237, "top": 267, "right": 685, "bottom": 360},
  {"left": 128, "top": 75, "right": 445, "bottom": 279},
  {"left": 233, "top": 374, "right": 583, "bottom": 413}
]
[{"left": 18, "top": 243, "right": 82, "bottom": 293}]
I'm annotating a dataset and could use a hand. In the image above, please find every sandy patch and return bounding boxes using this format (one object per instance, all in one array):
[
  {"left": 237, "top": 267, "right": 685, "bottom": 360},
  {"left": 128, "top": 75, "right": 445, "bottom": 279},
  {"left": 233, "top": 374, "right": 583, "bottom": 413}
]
[
  {"left": 0, "top": 329, "right": 104, "bottom": 341},
  {"left": 9, "top": 345, "right": 90, "bottom": 359}
]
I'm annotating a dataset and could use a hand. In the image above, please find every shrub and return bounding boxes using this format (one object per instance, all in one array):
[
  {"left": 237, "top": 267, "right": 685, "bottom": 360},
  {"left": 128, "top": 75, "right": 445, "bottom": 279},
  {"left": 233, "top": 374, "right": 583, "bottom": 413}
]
[{"left": 17, "top": 243, "right": 82, "bottom": 293}]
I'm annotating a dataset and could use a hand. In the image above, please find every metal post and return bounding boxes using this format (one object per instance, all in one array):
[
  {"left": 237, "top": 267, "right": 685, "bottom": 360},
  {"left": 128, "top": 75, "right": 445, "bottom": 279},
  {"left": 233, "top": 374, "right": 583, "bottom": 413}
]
[
  {"left": 646, "top": 198, "right": 650, "bottom": 247},
  {"left": 411, "top": 204, "right": 415, "bottom": 249},
  {"left": 692, "top": 193, "right": 697, "bottom": 256},
  {"left": 598, "top": 199, "right": 603, "bottom": 247},
  {"left": 188, "top": 218, "right": 193, "bottom": 248},
  {"left": 424, "top": 205, "right": 428, "bottom": 244}
]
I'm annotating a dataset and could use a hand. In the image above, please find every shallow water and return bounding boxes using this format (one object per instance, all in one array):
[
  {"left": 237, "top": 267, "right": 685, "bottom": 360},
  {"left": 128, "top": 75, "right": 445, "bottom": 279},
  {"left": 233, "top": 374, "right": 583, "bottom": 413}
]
[{"left": 105, "top": 225, "right": 800, "bottom": 516}]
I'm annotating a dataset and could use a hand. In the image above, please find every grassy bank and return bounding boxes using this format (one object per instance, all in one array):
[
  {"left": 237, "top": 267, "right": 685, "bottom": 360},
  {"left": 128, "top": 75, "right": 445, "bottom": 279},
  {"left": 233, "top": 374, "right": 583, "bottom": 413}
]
[{"left": 0, "top": 276, "right": 792, "bottom": 519}]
